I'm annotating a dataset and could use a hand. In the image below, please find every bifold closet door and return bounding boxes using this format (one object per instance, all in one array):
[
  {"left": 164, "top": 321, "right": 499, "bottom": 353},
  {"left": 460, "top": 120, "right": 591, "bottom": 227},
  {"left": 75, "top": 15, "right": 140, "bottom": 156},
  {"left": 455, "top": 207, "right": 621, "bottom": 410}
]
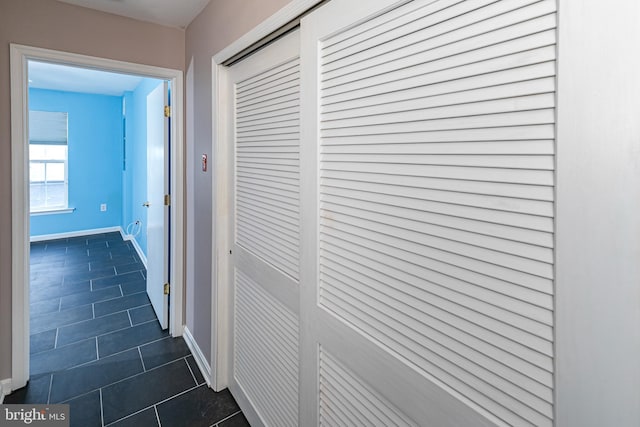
[
  {"left": 223, "top": 30, "right": 301, "bottom": 427},
  {"left": 299, "top": 0, "right": 557, "bottom": 426}
]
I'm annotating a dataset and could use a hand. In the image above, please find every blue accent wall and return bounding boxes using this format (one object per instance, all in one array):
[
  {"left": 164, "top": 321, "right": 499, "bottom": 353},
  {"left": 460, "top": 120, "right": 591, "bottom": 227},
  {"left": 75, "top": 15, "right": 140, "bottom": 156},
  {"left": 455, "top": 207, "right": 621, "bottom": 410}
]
[
  {"left": 30, "top": 89, "right": 123, "bottom": 237},
  {"left": 122, "top": 79, "right": 164, "bottom": 257}
]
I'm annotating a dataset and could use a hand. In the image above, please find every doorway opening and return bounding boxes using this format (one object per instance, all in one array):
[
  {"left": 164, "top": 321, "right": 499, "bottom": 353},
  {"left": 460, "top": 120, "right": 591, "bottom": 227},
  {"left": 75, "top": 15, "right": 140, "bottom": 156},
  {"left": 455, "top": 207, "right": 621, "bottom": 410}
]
[{"left": 10, "top": 44, "right": 185, "bottom": 391}]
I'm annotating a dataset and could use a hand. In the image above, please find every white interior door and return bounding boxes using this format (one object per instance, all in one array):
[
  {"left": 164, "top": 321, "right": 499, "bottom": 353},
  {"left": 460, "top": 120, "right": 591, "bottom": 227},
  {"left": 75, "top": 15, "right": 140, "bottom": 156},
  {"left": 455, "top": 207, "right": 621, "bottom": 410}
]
[
  {"left": 299, "top": 0, "right": 557, "bottom": 426},
  {"left": 146, "top": 81, "right": 169, "bottom": 329},
  {"left": 223, "top": 31, "right": 301, "bottom": 427}
]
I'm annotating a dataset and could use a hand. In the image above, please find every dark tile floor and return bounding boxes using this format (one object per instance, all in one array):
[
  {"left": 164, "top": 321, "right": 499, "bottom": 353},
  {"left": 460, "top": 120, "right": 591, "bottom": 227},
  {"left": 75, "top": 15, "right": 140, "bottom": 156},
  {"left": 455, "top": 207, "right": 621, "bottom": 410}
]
[{"left": 5, "top": 231, "right": 249, "bottom": 427}]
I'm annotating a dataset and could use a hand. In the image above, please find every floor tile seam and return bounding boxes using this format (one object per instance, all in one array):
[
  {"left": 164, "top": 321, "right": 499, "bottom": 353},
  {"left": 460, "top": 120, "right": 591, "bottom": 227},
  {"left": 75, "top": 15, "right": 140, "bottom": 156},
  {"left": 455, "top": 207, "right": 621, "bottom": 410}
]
[
  {"left": 89, "top": 278, "right": 146, "bottom": 292},
  {"left": 149, "top": 383, "right": 236, "bottom": 427},
  {"left": 101, "top": 402, "right": 155, "bottom": 426},
  {"left": 185, "top": 355, "right": 198, "bottom": 385},
  {"left": 31, "top": 297, "right": 151, "bottom": 334},
  {"left": 154, "top": 405, "right": 162, "bottom": 427},
  {"left": 127, "top": 310, "right": 133, "bottom": 327},
  {"left": 100, "top": 388, "right": 106, "bottom": 427},
  {"left": 213, "top": 410, "right": 243, "bottom": 427},
  {"left": 96, "top": 332, "right": 169, "bottom": 363},
  {"left": 58, "top": 365, "right": 201, "bottom": 412},
  {"left": 62, "top": 267, "right": 116, "bottom": 286},
  {"left": 47, "top": 374, "right": 53, "bottom": 405},
  {"left": 31, "top": 313, "right": 128, "bottom": 340},
  {"left": 138, "top": 347, "right": 147, "bottom": 372},
  {"left": 102, "top": 356, "right": 195, "bottom": 392},
  {"left": 59, "top": 317, "right": 159, "bottom": 350},
  {"left": 56, "top": 386, "right": 97, "bottom": 405},
  {"left": 57, "top": 289, "right": 128, "bottom": 311},
  {"left": 93, "top": 298, "right": 153, "bottom": 318},
  {"left": 31, "top": 351, "right": 99, "bottom": 377}
]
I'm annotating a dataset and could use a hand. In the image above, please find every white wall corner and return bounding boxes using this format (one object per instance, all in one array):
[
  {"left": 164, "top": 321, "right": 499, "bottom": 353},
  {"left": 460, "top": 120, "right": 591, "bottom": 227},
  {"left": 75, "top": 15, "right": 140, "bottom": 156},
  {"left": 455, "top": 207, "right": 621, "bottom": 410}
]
[
  {"left": 183, "top": 326, "right": 212, "bottom": 387},
  {"left": 119, "top": 227, "right": 148, "bottom": 269},
  {"left": 0, "top": 378, "right": 12, "bottom": 403}
]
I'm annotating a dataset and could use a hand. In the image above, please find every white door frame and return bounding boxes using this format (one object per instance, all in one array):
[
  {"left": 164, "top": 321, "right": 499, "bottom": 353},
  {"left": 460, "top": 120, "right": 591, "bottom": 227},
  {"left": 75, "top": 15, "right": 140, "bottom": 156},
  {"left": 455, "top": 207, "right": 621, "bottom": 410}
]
[
  {"left": 10, "top": 44, "right": 185, "bottom": 390},
  {"left": 210, "top": 0, "right": 322, "bottom": 392}
]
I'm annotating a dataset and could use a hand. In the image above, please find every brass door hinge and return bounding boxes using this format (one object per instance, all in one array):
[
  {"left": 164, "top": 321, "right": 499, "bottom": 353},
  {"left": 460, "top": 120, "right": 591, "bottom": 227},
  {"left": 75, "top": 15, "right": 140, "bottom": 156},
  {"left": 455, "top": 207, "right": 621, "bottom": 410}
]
[
  {"left": 164, "top": 283, "right": 170, "bottom": 295},
  {"left": 164, "top": 194, "right": 171, "bottom": 206},
  {"left": 164, "top": 105, "right": 171, "bottom": 118}
]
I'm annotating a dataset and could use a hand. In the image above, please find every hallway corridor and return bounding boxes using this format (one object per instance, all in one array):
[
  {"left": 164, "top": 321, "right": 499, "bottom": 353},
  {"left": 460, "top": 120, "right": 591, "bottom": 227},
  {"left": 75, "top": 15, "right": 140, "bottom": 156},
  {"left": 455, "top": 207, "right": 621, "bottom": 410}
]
[{"left": 5, "top": 232, "right": 247, "bottom": 427}]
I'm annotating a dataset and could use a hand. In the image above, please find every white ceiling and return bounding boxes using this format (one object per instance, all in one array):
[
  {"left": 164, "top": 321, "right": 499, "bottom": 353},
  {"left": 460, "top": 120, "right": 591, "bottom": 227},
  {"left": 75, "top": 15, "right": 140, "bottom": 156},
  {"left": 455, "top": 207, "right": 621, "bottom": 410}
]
[
  {"left": 55, "top": 0, "right": 211, "bottom": 29},
  {"left": 28, "top": 61, "right": 146, "bottom": 96}
]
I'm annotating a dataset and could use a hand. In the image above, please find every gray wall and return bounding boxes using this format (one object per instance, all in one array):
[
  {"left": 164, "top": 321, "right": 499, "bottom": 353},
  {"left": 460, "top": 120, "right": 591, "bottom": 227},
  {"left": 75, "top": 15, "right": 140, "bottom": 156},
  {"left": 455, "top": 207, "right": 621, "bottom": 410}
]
[
  {"left": 0, "top": 0, "right": 184, "bottom": 382},
  {"left": 184, "top": 0, "right": 292, "bottom": 364}
]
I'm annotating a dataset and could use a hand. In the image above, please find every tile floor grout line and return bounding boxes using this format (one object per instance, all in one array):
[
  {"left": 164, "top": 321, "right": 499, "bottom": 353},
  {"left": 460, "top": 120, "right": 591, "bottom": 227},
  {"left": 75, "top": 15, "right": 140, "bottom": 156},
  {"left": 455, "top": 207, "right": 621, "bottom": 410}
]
[
  {"left": 154, "top": 405, "right": 162, "bottom": 427},
  {"left": 47, "top": 374, "right": 53, "bottom": 405},
  {"left": 138, "top": 346, "right": 147, "bottom": 372},
  {"left": 119, "top": 284, "right": 124, "bottom": 297},
  {"left": 151, "top": 384, "right": 204, "bottom": 412},
  {"left": 92, "top": 303, "right": 95, "bottom": 319},
  {"left": 99, "top": 388, "right": 105, "bottom": 427},
  {"left": 184, "top": 356, "right": 198, "bottom": 385},
  {"left": 31, "top": 299, "right": 152, "bottom": 334},
  {"left": 96, "top": 336, "right": 100, "bottom": 360},
  {"left": 57, "top": 339, "right": 182, "bottom": 400},
  {"left": 54, "top": 327, "right": 59, "bottom": 349},
  {"left": 214, "top": 410, "right": 242, "bottom": 426},
  {"left": 57, "top": 286, "right": 148, "bottom": 313},
  {"left": 127, "top": 309, "right": 133, "bottom": 327},
  {"left": 65, "top": 334, "right": 169, "bottom": 369},
  {"left": 66, "top": 380, "right": 202, "bottom": 423},
  {"left": 102, "top": 405, "right": 151, "bottom": 426},
  {"left": 36, "top": 317, "right": 158, "bottom": 357}
]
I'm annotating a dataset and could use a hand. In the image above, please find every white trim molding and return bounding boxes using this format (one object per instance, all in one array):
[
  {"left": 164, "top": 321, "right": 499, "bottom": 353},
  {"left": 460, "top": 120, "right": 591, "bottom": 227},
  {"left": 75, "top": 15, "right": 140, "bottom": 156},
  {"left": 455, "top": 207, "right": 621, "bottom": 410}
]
[
  {"left": 10, "top": 44, "right": 185, "bottom": 389},
  {"left": 213, "top": 0, "right": 322, "bottom": 64},
  {"left": 30, "top": 207, "right": 75, "bottom": 216},
  {"left": 0, "top": 378, "right": 11, "bottom": 403},
  {"left": 183, "top": 326, "right": 211, "bottom": 386},
  {"left": 120, "top": 227, "right": 149, "bottom": 269},
  {"left": 210, "top": 0, "right": 323, "bottom": 394},
  {"left": 30, "top": 226, "right": 121, "bottom": 242}
]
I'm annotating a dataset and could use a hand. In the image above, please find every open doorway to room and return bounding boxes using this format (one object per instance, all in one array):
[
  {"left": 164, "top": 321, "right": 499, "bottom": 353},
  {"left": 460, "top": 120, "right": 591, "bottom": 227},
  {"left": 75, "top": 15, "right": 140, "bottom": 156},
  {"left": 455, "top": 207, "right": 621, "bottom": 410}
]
[
  {"left": 25, "top": 59, "right": 172, "bottom": 382},
  {"left": 10, "top": 45, "right": 185, "bottom": 398}
]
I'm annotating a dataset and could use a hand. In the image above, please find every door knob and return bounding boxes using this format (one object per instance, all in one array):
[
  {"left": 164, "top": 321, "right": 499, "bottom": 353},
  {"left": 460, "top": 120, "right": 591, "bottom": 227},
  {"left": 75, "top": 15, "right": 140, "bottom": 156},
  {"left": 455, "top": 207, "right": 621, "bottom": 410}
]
[{"left": 142, "top": 202, "right": 150, "bottom": 207}]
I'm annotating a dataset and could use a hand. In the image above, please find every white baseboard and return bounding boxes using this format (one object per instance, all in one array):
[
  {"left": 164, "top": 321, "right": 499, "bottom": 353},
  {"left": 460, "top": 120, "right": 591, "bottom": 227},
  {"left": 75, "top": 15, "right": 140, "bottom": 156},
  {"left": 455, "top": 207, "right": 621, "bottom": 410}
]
[
  {"left": 183, "top": 326, "right": 211, "bottom": 386},
  {"left": 0, "top": 378, "right": 12, "bottom": 403},
  {"left": 30, "top": 226, "right": 121, "bottom": 242},
  {"left": 119, "top": 227, "right": 148, "bottom": 269}
]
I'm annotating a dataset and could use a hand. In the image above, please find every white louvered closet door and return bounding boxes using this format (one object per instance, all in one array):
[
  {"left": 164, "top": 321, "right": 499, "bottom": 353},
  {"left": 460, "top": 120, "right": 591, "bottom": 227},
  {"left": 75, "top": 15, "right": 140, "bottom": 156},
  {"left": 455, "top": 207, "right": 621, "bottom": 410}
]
[
  {"left": 300, "top": 0, "right": 556, "bottom": 426},
  {"left": 224, "top": 30, "right": 301, "bottom": 427}
]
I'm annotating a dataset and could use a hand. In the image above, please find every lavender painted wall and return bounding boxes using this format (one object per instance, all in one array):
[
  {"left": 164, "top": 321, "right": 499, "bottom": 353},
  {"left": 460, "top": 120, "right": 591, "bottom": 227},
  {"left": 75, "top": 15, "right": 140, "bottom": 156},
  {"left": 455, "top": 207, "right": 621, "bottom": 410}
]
[
  {"left": 184, "top": 0, "right": 292, "bottom": 365},
  {"left": 0, "top": 0, "right": 184, "bottom": 382}
]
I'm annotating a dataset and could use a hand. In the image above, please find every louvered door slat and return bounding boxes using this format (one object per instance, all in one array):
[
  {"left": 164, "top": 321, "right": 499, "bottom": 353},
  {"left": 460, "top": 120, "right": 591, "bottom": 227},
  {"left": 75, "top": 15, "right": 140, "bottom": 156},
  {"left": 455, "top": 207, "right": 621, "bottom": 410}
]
[
  {"left": 315, "top": 1, "right": 557, "bottom": 425},
  {"left": 228, "top": 31, "right": 301, "bottom": 427}
]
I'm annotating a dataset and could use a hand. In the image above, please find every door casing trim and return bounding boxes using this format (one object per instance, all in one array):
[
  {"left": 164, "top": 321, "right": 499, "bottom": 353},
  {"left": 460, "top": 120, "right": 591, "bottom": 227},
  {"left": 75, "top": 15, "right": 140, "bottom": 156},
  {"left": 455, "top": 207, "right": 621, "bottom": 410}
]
[{"left": 10, "top": 43, "right": 185, "bottom": 390}]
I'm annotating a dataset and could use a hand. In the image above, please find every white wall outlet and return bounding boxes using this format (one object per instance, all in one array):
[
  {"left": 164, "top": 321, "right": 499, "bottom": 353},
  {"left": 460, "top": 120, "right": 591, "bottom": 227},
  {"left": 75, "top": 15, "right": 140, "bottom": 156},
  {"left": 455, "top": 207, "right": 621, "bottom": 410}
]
[{"left": 100, "top": 203, "right": 107, "bottom": 212}]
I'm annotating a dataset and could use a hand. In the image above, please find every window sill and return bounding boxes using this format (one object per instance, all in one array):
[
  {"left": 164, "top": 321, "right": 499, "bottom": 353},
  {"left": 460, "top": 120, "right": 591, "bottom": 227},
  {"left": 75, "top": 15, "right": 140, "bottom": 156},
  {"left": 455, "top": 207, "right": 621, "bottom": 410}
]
[{"left": 30, "top": 208, "right": 75, "bottom": 216}]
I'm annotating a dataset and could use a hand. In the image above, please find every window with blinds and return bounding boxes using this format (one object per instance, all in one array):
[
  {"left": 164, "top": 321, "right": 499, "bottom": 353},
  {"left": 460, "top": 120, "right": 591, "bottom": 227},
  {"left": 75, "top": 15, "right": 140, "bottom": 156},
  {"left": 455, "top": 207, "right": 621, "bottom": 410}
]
[{"left": 29, "top": 110, "right": 69, "bottom": 212}]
